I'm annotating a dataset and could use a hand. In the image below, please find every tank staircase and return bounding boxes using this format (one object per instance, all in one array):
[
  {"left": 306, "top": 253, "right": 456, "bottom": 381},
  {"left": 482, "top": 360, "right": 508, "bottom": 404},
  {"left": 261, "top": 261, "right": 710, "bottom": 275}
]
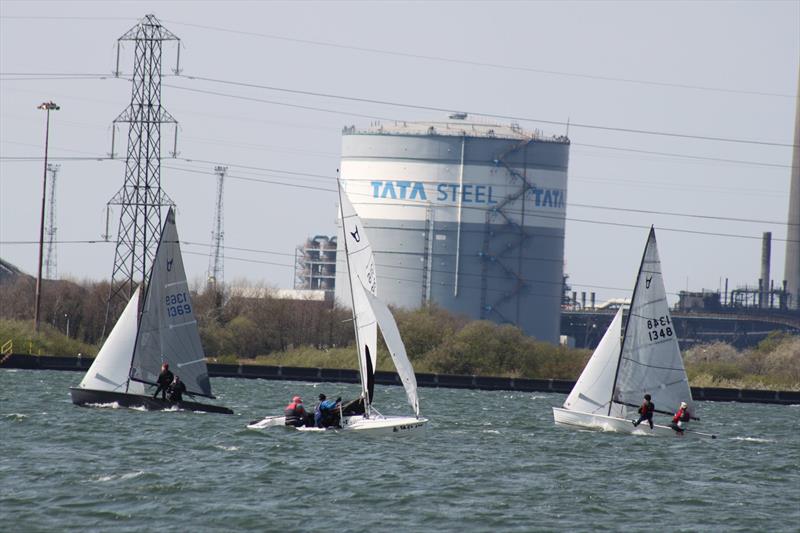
[{"left": 479, "top": 138, "right": 535, "bottom": 326}]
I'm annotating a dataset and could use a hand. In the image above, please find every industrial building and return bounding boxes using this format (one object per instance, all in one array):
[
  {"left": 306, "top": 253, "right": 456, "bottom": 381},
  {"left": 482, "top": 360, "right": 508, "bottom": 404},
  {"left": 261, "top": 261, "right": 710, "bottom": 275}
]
[
  {"left": 294, "top": 235, "right": 337, "bottom": 297},
  {"left": 335, "top": 118, "right": 570, "bottom": 343}
]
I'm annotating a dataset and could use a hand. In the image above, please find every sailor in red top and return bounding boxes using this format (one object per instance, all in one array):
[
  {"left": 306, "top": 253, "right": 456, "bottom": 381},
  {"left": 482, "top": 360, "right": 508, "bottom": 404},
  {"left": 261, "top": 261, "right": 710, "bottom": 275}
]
[
  {"left": 670, "top": 401, "right": 691, "bottom": 434},
  {"left": 284, "top": 396, "right": 307, "bottom": 427}
]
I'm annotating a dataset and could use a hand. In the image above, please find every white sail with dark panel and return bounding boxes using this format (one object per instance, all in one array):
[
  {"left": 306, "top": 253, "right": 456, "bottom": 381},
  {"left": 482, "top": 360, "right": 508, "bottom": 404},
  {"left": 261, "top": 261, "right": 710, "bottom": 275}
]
[
  {"left": 338, "top": 183, "right": 378, "bottom": 407},
  {"left": 247, "top": 183, "right": 427, "bottom": 433}
]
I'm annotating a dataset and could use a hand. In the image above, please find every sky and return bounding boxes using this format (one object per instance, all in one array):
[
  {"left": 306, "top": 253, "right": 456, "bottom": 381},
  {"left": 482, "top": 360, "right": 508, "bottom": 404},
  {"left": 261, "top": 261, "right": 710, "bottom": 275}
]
[{"left": 1, "top": 0, "right": 798, "bottom": 306}]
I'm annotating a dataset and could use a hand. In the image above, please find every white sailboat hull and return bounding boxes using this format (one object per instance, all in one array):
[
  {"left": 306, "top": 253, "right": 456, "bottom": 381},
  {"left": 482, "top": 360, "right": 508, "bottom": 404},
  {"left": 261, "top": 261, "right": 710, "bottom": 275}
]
[
  {"left": 552, "top": 407, "right": 714, "bottom": 438},
  {"left": 247, "top": 414, "right": 428, "bottom": 434}
]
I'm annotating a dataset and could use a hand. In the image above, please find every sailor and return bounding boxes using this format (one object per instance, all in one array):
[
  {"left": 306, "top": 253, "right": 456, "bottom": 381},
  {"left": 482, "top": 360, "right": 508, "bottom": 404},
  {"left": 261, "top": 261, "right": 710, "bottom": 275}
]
[
  {"left": 284, "top": 396, "right": 307, "bottom": 427},
  {"left": 632, "top": 394, "right": 655, "bottom": 429},
  {"left": 153, "top": 362, "right": 174, "bottom": 400},
  {"left": 315, "top": 394, "right": 342, "bottom": 428},
  {"left": 168, "top": 375, "right": 187, "bottom": 402},
  {"left": 670, "top": 401, "right": 691, "bottom": 434}
]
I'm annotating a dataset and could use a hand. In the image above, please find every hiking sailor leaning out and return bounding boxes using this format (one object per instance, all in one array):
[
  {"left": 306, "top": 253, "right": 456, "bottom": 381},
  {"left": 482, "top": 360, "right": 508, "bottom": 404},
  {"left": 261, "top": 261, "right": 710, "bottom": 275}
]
[{"left": 670, "top": 402, "right": 691, "bottom": 434}]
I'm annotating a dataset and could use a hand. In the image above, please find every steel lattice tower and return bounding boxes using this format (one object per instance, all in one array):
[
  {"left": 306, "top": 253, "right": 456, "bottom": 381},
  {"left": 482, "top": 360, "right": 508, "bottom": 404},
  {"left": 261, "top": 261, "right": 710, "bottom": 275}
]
[
  {"left": 207, "top": 165, "right": 226, "bottom": 290},
  {"left": 44, "top": 163, "right": 60, "bottom": 280},
  {"left": 105, "top": 14, "right": 179, "bottom": 327}
]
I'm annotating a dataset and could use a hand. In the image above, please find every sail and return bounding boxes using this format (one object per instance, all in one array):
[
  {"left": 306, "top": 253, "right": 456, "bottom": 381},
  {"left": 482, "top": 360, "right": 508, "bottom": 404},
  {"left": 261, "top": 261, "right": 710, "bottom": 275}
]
[
  {"left": 129, "top": 208, "right": 213, "bottom": 397},
  {"left": 338, "top": 184, "right": 378, "bottom": 404},
  {"left": 360, "top": 281, "right": 420, "bottom": 417},
  {"left": 79, "top": 287, "right": 145, "bottom": 395},
  {"left": 611, "top": 227, "right": 693, "bottom": 418},
  {"left": 563, "top": 307, "right": 623, "bottom": 414}
]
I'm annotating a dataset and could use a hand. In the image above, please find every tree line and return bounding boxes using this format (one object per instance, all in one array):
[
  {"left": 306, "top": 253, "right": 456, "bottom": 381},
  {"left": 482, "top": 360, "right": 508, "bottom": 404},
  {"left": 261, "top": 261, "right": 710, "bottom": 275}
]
[{"left": 0, "top": 276, "right": 590, "bottom": 379}]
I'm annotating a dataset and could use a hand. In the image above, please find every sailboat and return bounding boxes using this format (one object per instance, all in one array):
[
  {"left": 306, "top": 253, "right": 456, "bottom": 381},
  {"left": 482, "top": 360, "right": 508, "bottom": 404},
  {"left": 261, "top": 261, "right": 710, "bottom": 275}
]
[
  {"left": 248, "top": 182, "right": 427, "bottom": 433},
  {"left": 553, "top": 227, "right": 714, "bottom": 438},
  {"left": 70, "top": 208, "right": 233, "bottom": 415}
]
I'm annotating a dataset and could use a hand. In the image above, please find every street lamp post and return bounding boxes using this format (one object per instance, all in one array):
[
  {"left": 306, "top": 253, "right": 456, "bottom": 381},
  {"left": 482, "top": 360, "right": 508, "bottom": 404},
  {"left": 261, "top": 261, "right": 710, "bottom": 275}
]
[
  {"left": 34, "top": 101, "right": 59, "bottom": 333},
  {"left": 65, "top": 313, "right": 70, "bottom": 338}
]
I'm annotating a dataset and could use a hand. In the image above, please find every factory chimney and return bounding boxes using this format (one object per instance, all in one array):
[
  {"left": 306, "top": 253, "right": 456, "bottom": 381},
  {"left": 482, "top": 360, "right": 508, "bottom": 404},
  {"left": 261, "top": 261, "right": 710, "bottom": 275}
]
[
  {"left": 761, "top": 232, "right": 771, "bottom": 308},
  {"left": 785, "top": 66, "right": 800, "bottom": 309}
]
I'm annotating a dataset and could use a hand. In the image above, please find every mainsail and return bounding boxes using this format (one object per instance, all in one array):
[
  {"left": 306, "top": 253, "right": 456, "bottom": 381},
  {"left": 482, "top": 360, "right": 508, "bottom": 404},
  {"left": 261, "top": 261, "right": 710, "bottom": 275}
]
[
  {"left": 129, "top": 208, "right": 213, "bottom": 398},
  {"left": 360, "top": 282, "right": 420, "bottom": 417},
  {"left": 338, "top": 182, "right": 378, "bottom": 405},
  {"left": 562, "top": 307, "right": 623, "bottom": 415},
  {"left": 610, "top": 227, "right": 693, "bottom": 418},
  {"left": 79, "top": 286, "right": 145, "bottom": 395}
]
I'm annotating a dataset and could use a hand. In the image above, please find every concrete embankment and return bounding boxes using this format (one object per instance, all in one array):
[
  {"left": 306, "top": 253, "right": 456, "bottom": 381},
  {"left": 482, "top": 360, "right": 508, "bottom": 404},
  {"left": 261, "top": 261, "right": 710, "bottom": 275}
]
[{"left": 3, "top": 353, "right": 799, "bottom": 405}]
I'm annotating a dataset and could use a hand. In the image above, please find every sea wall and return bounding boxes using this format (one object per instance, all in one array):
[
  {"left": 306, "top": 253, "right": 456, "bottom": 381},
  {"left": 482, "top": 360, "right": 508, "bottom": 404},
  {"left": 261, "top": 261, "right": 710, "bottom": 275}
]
[{"left": 3, "top": 354, "right": 798, "bottom": 405}]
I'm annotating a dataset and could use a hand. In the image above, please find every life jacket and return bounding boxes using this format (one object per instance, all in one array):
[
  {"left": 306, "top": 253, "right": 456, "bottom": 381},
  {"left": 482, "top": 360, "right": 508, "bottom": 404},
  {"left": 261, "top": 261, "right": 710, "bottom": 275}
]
[
  {"left": 284, "top": 402, "right": 305, "bottom": 425},
  {"left": 672, "top": 407, "right": 689, "bottom": 424},
  {"left": 639, "top": 401, "right": 654, "bottom": 415}
]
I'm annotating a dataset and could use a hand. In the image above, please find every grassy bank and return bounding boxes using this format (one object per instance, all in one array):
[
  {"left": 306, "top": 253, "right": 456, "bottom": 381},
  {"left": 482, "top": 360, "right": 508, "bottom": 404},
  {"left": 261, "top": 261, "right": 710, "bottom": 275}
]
[
  {"left": 3, "top": 318, "right": 798, "bottom": 391},
  {"left": 0, "top": 319, "right": 97, "bottom": 358},
  {"left": 684, "top": 332, "right": 800, "bottom": 391}
]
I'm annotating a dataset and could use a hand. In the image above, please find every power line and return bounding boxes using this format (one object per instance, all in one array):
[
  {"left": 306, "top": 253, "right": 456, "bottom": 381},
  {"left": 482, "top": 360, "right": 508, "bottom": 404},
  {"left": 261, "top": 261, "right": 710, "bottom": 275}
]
[
  {"left": 161, "top": 19, "right": 795, "bottom": 99},
  {"left": 165, "top": 161, "right": 797, "bottom": 230},
  {"left": 0, "top": 150, "right": 789, "bottom": 229},
  {"left": 572, "top": 142, "right": 793, "bottom": 169},
  {"left": 0, "top": 15, "right": 135, "bottom": 21},
  {"left": 2, "top": 76, "right": 794, "bottom": 166},
  {"left": 0, "top": 75, "right": 113, "bottom": 81},
  {"left": 2, "top": 15, "right": 790, "bottom": 99},
  {"left": 178, "top": 75, "right": 798, "bottom": 148},
  {"left": 163, "top": 82, "right": 392, "bottom": 122},
  {"left": 0, "top": 238, "right": 768, "bottom": 298}
]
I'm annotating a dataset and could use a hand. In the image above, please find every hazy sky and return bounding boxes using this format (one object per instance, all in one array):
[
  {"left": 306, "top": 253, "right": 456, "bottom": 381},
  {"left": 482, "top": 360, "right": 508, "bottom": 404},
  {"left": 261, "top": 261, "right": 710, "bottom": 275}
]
[{"left": 1, "top": 1, "right": 798, "bottom": 306}]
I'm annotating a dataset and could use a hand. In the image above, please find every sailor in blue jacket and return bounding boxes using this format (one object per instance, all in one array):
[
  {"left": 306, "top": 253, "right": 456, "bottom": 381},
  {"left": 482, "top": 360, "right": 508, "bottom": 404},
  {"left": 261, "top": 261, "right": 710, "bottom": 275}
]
[{"left": 314, "top": 394, "right": 341, "bottom": 428}]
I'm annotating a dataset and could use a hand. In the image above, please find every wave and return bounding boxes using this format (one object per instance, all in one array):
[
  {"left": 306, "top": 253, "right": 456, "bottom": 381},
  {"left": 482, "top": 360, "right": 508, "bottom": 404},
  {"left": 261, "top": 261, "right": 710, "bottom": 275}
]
[
  {"left": 86, "top": 402, "right": 122, "bottom": 409},
  {"left": 4, "top": 413, "right": 27, "bottom": 421},
  {"left": 730, "top": 436, "right": 776, "bottom": 443},
  {"left": 214, "top": 445, "right": 239, "bottom": 452},
  {"left": 94, "top": 471, "right": 145, "bottom": 483}
]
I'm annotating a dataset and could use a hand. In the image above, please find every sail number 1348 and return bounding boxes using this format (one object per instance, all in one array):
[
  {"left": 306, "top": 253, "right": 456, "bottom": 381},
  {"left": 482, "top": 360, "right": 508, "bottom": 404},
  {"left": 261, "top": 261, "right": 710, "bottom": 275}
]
[{"left": 646, "top": 315, "right": 673, "bottom": 341}]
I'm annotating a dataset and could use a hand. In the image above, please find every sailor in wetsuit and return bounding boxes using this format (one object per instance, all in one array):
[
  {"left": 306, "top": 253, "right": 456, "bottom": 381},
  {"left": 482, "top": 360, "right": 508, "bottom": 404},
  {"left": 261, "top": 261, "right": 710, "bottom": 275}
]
[
  {"left": 168, "top": 375, "right": 187, "bottom": 402},
  {"left": 153, "top": 363, "right": 174, "bottom": 400}
]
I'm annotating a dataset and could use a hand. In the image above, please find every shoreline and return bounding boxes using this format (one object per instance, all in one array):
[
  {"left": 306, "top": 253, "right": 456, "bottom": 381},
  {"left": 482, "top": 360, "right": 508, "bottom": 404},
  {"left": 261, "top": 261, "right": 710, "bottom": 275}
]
[{"left": 2, "top": 353, "right": 798, "bottom": 405}]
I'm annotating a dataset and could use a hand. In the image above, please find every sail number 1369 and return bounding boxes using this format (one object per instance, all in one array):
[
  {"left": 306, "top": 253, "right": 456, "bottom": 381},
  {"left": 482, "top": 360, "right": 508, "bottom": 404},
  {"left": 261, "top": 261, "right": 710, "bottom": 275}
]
[
  {"left": 166, "top": 292, "right": 192, "bottom": 317},
  {"left": 646, "top": 315, "right": 673, "bottom": 341}
]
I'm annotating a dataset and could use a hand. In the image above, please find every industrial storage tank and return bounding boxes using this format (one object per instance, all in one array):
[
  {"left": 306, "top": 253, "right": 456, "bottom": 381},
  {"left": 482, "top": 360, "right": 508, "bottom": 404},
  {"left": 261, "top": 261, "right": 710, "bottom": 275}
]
[{"left": 335, "top": 118, "right": 570, "bottom": 344}]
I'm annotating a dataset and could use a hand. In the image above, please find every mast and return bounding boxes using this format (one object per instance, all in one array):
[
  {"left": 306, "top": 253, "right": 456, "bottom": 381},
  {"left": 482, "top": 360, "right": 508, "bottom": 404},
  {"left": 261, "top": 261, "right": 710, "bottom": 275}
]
[
  {"left": 608, "top": 225, "right": 654, "bottom": 416},
  {"left": 337, "top": 179, "right": 371, "bottom": 415}
]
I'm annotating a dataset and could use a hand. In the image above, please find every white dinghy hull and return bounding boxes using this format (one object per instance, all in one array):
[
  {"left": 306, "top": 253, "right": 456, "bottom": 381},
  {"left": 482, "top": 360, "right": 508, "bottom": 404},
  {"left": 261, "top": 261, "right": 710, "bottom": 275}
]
[
  {"left": 552, "top": 407, "right": 714, "bottom": 438},
  {"left": 247, "top": 414, "right": 428, "bottom": 434},
  {"left": 553, "top": 407, "right": 675, "bottom": 436}
]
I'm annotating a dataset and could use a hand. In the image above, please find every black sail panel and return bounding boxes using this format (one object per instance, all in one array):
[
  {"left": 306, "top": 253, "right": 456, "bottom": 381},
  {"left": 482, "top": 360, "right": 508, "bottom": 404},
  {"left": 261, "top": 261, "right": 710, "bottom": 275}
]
[{"left": 365, "top": 344, "right": 375, "bottom": 404}]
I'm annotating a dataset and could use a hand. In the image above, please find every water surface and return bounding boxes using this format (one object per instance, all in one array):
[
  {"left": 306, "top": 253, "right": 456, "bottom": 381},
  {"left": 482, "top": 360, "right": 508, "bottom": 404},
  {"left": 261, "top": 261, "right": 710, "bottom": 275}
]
[{"left": 1, "top": 369, "right": 798, "bottom": 532}]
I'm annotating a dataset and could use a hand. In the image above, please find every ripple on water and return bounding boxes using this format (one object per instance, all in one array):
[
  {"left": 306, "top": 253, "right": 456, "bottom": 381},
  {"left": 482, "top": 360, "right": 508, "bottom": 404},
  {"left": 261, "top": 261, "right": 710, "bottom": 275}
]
[{"left": 1, "top": 369, "right": 799, "bottom": 533}]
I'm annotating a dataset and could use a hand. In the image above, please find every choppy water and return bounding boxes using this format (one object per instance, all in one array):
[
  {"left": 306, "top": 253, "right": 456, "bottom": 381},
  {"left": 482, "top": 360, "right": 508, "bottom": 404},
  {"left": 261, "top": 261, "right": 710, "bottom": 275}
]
[{"left": 1, "top": 369, "right": 798, "bottom": 532}]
